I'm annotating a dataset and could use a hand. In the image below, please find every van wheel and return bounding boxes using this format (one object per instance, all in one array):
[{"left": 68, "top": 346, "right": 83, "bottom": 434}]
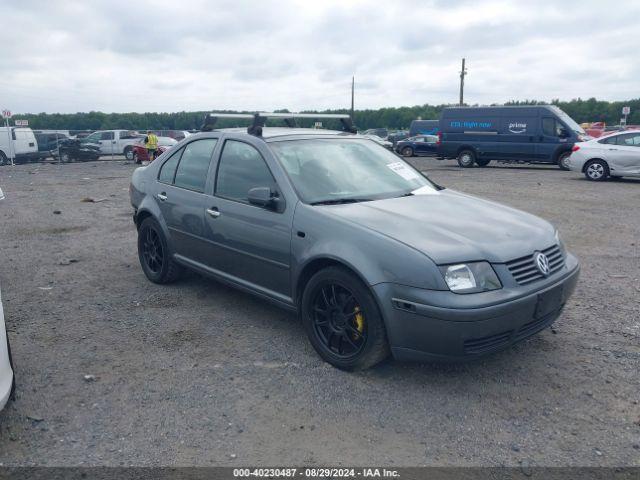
[
  {"left": 301, "top": 266, "right": 389, "bottom": 370},
  {"left": 476, "top": 159, "right": 491, "bottom": 167},
  {"left": 557, "top": 152, "right": 571, "bottom": 170},
  {"left": 457, "top": 149, "right": 475, "bottom": 168},
  {"left": 584, "top": 159, "right": 609, "bottom": 181},
  {"left": 401, "top": 147, "right": 414, "bottom": 157},
  {"left": 0, "top": 151, "right": 8, "bottom": 166}
]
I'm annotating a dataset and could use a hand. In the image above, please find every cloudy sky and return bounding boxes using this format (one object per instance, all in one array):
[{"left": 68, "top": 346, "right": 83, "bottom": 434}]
[{"left": 1, "top": 0, "right": 638, "bottom": 114}]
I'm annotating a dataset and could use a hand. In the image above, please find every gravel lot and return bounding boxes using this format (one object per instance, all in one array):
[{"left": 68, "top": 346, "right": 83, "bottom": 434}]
[{"left": 0, "top": 158, "right": 638, "bottom": 467}]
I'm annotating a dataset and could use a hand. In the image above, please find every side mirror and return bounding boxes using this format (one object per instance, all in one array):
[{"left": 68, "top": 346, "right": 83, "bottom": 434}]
[
  {"left": 248, "top": 187, "right": 276, "bottom": 208},
  {"left": 558, "top": 127, "right": 569, "bottom": 138}
]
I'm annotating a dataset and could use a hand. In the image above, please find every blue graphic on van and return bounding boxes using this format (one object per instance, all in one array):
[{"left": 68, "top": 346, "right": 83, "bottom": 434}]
[{"left": 449, "top": 120, "right": 493, "bottom": 129}]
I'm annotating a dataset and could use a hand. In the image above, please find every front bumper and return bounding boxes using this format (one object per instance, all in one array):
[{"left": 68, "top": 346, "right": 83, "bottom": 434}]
[{"left": 373, "top": 255, "right": 580, "bottom": 362}]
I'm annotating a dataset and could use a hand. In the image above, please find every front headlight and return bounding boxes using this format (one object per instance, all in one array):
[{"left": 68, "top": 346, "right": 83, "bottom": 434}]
[
  {"left": 555, "top": 230, "right": 566, "bottom": 256},
  {"left": 439, "top": 262, "right": 502, "bottom": 294}
]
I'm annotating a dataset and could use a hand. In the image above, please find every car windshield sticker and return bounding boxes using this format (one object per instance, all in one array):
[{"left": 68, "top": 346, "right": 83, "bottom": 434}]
[{"left": 386, "top": 162, "right": 420, "bottom": 180}]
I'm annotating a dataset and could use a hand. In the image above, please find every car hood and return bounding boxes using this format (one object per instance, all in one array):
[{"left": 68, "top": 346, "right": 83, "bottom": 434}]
[{"left": 321, "top": 190, "right": 556, "bottom": 264}]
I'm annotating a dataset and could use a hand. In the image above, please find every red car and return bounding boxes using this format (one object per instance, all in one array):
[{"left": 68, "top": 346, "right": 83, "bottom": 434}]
[{"left": 132, "top": 136, "right": 178, "bottom": 164}]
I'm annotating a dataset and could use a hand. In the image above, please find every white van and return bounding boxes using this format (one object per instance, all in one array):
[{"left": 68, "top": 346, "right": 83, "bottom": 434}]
[{"left": 0, "top": 127, "right": 39, "bottom": 165}]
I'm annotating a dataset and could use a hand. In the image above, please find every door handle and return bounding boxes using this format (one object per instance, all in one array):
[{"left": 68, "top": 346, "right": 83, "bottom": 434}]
[
  {"left": 206, "top": 207, "right": 221, "bottom": 218},
  {"left": 608, "top": 148, "right": 618, "bottom": 151},
  {"left": 157, "top": 192, "right": 167, "bottom": 201}
]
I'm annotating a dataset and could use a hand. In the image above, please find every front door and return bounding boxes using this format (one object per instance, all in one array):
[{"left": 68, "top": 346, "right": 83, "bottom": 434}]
[
  {"left": 202, "top": 139, "right": 293, "bottom": 301},
  {"left": 536, "top": 117, "right": 567, "bottom": 162},
  {"left": 154, "top": 138, "right": 219, "bottom": 265}
]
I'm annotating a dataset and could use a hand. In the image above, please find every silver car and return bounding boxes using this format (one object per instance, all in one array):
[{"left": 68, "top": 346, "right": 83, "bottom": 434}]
[
  {"left": 569, "top": 130, "right": 640, "bottom": 181},
  {"left": 0, "top": 187, "right": 15, "bottom": 409},
  {"left": 130, "top": 113, "right": 580, "bottom": 370}
]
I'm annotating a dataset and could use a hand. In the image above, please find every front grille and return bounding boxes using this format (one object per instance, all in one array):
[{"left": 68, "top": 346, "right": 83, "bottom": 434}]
[
  {"left": 513, "top": 312, "right": 556, "bottom": 342},
  {"left": 463, "top": 330, "right": 513, "bottom": 355},
  {"left": 506, "top": 244, "right": 565, "bottom": 286}
]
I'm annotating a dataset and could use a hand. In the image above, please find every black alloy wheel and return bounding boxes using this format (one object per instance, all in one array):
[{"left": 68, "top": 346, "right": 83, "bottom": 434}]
[
  {"left": 302, "top": 267, "right": 389, "bottom": 370},
  {"left": 137, "top": 217, "right": 182, "bottom": 283}
]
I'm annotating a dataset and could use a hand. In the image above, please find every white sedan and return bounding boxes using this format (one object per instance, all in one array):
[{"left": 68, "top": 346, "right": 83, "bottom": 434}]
[
  {"left": 0, "top": 187, "right": 14, "bottom": 410},
  {"left": 568, "top": 130, "right": 640, "bottom": 181}
]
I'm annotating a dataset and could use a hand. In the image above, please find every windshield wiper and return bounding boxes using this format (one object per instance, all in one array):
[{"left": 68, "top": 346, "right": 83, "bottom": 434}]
[{"left": 310, "top": 198, "right": 373, "bottom": 206}]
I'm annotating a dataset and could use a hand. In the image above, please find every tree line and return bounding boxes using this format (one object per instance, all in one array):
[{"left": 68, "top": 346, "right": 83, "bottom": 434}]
[{"left": 15, "top": 97, "right": 640, "bottom": 132}]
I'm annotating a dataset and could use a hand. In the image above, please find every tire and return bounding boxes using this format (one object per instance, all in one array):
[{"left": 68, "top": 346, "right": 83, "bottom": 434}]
[
  {"left": 557, "top": 151, "right": 571, "bottom": 171},
  {"left": 457, "top": 149, "right": 476, "bottom": 168},
  {"left": 584, "top": 159, "right": 609, "bottom": 182},
  {"left": 60, "top": 152, "right": 71, "bottom": 163},
  {"left": 133, "top": 152, "right": 140, "bottom": 164},
  {"left": 124, "top": 147, "right": 134, "bottom": 161},
  {"left": 401, "top": 147, "right": 414, "bottom": 157},
  {"left": 301, "top": 266, "right": 389, "bottom": 370},
  {"left": 0, "top": 151, "right": 8, "bottom": 166},
  {"left": 475, "top": 159, "right": 491, "bottom": 167},
  {"left": 137, "top": 217, "right": 182, "bottom": 283}
]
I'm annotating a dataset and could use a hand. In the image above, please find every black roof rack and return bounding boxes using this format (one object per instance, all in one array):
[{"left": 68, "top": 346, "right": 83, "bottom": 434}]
[{"left": 200, "top": 112, "right": 357, "bottom": 136}]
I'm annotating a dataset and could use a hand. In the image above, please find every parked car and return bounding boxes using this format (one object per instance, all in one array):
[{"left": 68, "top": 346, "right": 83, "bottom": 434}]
[
  {"left": 438, "top": 106, "right": 589, "bottom": 170},
  {"left": 361, "top": 128, "right": 388, "bottom": 139},
  {"left": 409, "top": 120, "right": 440, "bottom": 137},
  {"left": 0, "top": 189, "right": 15, "bottom": 410},
  {"left": 363, "top": 134, "right": 393, "bottom": 150},
  {"left": 396, "top": 135, "right": 439, "bottom": 157},
  {"left": 54, "top": 138, "right": 101, "bottom": 162},
  {"left": 568, "top": 130, "right": 640, "bottom": 181},
  {"left": 130, "top": 113, "right": 579, "bottom": 370},
  {"left": 154, "top": 130, "right": 192, "bottom": 141},
  {"left": 0, "top": 127, "right": 39, "bottom": 165},
  {"left": 80, "top": 130, "right": 145, "bottom": 159},
  {"left": 387, "top": 130, "right": 410, "bottom": 146},
  {"left": 132, "top": 136, "right": 178, "bottom": 164},
  {"left": 34, "top": 132, "right": 69, "bottom": 156}
]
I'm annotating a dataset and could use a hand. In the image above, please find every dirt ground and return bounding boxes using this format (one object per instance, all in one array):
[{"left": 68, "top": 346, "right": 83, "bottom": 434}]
[{"left": 0, "top": 157, "right": 638, "bottom": 467}]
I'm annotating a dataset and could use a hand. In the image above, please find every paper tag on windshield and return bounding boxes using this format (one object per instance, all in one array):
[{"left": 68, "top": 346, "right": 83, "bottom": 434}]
[{"left": 386, "top": 162, "right": 420, "bottom": 180}]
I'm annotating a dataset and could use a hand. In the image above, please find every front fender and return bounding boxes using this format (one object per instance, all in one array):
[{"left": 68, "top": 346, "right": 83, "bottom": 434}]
[{"left": 291, "top": 203, "right": 448, "bottom": 297}]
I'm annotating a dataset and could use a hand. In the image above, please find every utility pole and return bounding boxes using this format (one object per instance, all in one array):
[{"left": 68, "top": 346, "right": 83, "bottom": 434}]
[
  {"left": 459, "top": 58, "right": 467, "bottom": 106},
  {"left": 350, "top": 76, "right": 355, "bottom": 119}
]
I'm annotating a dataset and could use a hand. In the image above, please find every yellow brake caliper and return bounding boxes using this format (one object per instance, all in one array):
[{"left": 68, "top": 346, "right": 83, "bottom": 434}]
[{"left": 353, "top": 306, "right": 365, "bottom": 338}]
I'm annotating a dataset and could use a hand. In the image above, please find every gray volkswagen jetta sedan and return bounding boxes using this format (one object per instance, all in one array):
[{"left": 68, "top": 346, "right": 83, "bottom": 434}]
[{"left": 130, "top": 113, "right": 580, "bottom": 370}]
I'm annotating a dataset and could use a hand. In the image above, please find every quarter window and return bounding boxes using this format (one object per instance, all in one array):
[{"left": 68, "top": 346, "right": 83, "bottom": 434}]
[
  {"left": 158, "top": 147, "right": 183, "bottom": 184},
  {"left": 216, "top": 140, "right": 276, "bottom": 203},
  {"left": 173, "top": 139, "right": 218, "bottom": 192}
]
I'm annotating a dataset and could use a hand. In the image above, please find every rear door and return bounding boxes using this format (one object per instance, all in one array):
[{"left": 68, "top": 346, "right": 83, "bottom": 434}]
[
  {"left": 607, "top": 133, "right": 640, "bottom": 176},
  {"left": 154, "top": 137, "right": 219, "bottom": 265}
]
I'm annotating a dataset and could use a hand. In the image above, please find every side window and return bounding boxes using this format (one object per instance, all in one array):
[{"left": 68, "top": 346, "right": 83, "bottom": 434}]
[
  {"left": 173, "top": 139, "right": 218, "bottom": 192},
  {"left": 216, "top": 140, "right": 276, "bottom": 203},
  {"left": 158, "top": 147, "right": 184, "bottom": 184},
  {"left": 542, "top": 118, "right": 556, "bottom": 137},
  {"left": 619, "top": 134, "right": 640, "bottom": 146},
  {"left": 100, "top": 131, "right": 114, "bottom": 141},
  {"left": 599, "top": 136, "right": 618, "bottom": 145},
  {"left": 84, "top": 132, "right": 101, "bottom": 143}
]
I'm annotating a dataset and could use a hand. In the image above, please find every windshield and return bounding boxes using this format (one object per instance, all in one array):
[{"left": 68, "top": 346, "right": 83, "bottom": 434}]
[
  {"left": 270, "top": 138, "right": 437, "bottom": 204},
  {"left": 549, "top": 106, "right": 585, "bottom": 134}
]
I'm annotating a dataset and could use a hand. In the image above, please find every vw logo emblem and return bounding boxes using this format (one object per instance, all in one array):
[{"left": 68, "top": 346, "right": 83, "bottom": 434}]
[{"left": 535, "top": 252, "right": 550, "bottom": 276}]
